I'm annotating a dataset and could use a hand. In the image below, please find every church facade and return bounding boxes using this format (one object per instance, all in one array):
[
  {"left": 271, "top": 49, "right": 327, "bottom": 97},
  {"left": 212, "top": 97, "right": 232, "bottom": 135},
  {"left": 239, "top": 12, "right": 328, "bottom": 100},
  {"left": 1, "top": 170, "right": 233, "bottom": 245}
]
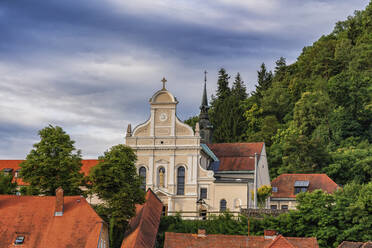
[{"left": 125, "top": 78, "right": 271, "bottom": 217}]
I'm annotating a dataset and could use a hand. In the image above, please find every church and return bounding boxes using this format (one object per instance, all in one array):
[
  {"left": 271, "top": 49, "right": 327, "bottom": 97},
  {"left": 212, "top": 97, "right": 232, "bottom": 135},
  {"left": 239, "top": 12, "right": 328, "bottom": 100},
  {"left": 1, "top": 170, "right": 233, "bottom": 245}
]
[{"left": 125, "top": 77, "right": 271, "bottom": 218}]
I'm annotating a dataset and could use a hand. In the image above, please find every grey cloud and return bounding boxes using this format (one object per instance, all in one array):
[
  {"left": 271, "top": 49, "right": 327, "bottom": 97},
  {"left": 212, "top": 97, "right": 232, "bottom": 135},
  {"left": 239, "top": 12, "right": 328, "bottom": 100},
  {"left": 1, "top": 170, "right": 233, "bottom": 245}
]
[{"left": 0, "top": 0, "right": 369, "bottom": 158}]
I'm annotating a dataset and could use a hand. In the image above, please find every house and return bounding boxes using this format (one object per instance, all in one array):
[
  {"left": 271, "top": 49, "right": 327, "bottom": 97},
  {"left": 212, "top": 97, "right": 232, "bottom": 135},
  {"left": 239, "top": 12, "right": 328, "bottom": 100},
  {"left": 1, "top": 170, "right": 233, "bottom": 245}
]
[
  {"left": 337, "top": 241, "right": 372, "bottom": 248},
  {"left": 0, "top": 187, "right": 109, "bottom": 248},
  {"left": 164, "top": 229, "right": 319, "bottom": 248},
  {"left": 270, "top": 174, "right": 339, "bottom": 210},
  {"left": 121, "top": 189, "right": 163, "bottom": 248},
  {"left": 0, "top": 159, "right": 99, "bottom": 187},
  {"left": 125, "top": 78, "right": 270, "bottom": 218}
]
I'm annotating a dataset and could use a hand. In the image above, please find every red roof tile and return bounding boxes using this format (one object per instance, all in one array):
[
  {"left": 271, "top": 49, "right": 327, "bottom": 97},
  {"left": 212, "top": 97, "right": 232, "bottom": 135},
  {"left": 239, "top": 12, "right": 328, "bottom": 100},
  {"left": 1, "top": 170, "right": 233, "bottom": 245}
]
[
  {"left": 0, "top": 160, "right": 99, "bottom": 186},
  {"left": 121, "top": 189, "right": 163, "bottom": 248},
  {"left": 164, "top": 232, "right": 319, "bottom": 248},
  {"left": 338, "top": 241, "right": 372, "bottom": 248},
  {"left": 271, "top": 174, "right": 339, "bottom": 198},
  {"left": 0, "top": 194, "right": 105, "bottom": 248},
  {"left": 207, "top": 143, "right": 264, "bottom": 171}
]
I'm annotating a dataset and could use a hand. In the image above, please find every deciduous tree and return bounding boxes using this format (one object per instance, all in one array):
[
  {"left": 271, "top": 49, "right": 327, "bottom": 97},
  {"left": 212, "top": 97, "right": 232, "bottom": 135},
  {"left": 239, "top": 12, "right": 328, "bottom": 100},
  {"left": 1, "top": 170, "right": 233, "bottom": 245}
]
[{"left": 20, "top": 125, "right": 84, "bottom": 196}]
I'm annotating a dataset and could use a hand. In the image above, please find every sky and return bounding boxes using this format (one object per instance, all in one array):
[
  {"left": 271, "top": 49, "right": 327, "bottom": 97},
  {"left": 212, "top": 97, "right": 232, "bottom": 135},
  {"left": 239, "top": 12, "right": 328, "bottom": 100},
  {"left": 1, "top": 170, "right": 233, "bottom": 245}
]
[{"left": 0, "top": 0, "right": 369, "bottom": 158}]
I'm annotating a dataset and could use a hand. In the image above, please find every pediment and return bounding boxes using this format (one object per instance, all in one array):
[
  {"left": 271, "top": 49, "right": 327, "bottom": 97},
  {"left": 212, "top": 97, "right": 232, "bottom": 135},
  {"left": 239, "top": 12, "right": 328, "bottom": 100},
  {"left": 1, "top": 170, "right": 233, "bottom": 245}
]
[{"left": 155, "top": 159, "right": 169, "bottom": 164}]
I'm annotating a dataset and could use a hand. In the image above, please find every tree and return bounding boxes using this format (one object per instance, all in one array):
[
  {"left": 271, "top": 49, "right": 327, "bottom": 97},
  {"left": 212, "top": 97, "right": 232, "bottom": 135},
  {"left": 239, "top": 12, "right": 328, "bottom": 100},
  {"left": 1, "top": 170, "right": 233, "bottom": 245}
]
[
  {"left": 184, "top": 116, "right": 199, "bottom": 131},
  {"left": 230, "top": 73, "right": 248, "bottom": 141},
  {"left": 210, "top": 68, "right": 233, "bottom": 143},
  {"left": 323, "top": 140, "right": 372, "bottom": 185},
  {"left": 0, "top": 172, "right": 17, "bottom": 194},
  {"left": 89, "top": 144, "right": 145, "bottom": 248},
  {"left": 20, "top": 125, "right": 84, "bottom": 196},
  {"left": 216, "top": 68, "right": 230, "bottom": 99},
  {"left": 252, "top": 63, "right": 273, "bottom": 99}
]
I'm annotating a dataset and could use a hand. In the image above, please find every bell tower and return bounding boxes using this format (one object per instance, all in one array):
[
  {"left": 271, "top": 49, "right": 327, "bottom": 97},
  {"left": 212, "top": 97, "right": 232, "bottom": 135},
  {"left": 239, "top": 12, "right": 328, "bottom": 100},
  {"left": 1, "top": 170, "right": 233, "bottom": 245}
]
[{"left": 199, "top": 71, "right": 213, "bottom": 144}]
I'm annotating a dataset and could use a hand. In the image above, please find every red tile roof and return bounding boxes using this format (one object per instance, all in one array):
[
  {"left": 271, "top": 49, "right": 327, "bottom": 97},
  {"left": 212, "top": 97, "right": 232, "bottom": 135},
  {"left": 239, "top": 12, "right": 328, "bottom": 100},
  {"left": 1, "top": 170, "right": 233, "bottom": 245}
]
[
  {"left": 164, "top": 232, "right": 318, "bottom": 248},
  {"left": 271, "top": 174, "right": 339, "bottom": 198},
  {"left": 207, "top": 143, "right": 264, "bottom": 171},
  {"left": 0, "top": 194, "right": 105, "bottom": 248},
  {"left": 0, "top": 159, "right": 99, "bottom": 185},
  {"left": 338, "top": 241, "right": 372, "bottom": 248},
  {"left": 121, "top": 189, "right": 163, "bottom": 248}
]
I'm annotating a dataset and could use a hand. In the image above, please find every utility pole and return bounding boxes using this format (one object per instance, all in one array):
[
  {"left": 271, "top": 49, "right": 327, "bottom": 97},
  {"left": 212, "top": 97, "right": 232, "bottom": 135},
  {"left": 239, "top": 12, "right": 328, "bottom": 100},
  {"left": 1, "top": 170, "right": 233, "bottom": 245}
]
[{"left": 253, "top": 152, "right": 258, "bottom": 209}]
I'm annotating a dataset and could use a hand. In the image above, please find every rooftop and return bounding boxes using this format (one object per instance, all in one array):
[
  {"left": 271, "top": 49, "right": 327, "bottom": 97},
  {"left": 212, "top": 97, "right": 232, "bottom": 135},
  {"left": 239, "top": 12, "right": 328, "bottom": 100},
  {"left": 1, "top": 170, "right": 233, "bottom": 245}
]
[
  {"left": 164, "top": 231, "right": 319, "bottom": 248},
  {"left": 0, "top": 194, "right": 105, "bottom": 248},
  {"left": 271, "top": 174, "right": 339, "bottom": 198},
  {"left": 121, "top": 189, "right": 163, "bottom": 248},
  {"left": 337, "top": 241, "right": 372, "bottom": 248},
  {"left": 207, "top": 142, "right": 264, "bottom": 171}
]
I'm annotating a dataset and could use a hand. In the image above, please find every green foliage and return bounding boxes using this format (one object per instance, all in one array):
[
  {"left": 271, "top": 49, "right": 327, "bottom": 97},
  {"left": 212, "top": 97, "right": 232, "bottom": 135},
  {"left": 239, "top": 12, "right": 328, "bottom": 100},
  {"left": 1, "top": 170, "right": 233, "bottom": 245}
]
[
  {"left": 89, "top": 144, "right": 145, "bottom": 248},
  {"left": 20, "top": 125, "right": 84, "bottom": 196},
  {"left": 241, "top": 3, "right": 372, "bottom": 180},
  {"left": 251, "top": 63, "right": 273, "bottom": 100},
  {"left": 0, "top": 172, "right": 17, "bottom": 194},
  {"left": 257, "top": 185, "right": 272, "bottom": 208},
  {"left": 184, "top": 116, "right": 199, "bottom": 131},
  {"left": 210, "top": 69, "right": 248, "bottom": 142},
  {"left": 324, "top": 140, "right": 372, "bottom": 185}
]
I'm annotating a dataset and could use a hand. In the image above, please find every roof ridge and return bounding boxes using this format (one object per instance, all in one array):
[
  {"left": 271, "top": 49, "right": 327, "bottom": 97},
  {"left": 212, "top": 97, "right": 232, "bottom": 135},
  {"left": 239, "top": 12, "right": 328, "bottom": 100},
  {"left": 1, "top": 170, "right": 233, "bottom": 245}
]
[
  {"left": 266, "top": 235, "right": 297, "bottom": 248},
  {"left": 209, "top": 142, "right": 264, "bottom": 145}
]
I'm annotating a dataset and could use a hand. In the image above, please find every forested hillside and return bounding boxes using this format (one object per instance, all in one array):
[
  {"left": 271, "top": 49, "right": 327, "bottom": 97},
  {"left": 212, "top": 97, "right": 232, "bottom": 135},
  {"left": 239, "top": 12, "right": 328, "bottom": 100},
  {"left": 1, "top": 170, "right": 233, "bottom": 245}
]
[{"left": 187, "top": 2, "right": 372, "bottom": 185}]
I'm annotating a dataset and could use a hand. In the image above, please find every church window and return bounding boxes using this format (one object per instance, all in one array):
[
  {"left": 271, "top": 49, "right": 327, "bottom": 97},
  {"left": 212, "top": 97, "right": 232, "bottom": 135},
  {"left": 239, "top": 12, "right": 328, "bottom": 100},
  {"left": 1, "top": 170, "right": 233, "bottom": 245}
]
[
  {"left": 158, "top": 167, "right": 166, "bottom": 187},
  {"left": 220, "top": 199, "right": 227, "bottom": 212},
  {"left": 177, "top": 166, "right": 185, "bottom": 195},
  {"left": 139, "top": 167, "right": 146, "bottom": 191},
  {"left": 200, "top": 188, "right": 207, "bottom": 199}
]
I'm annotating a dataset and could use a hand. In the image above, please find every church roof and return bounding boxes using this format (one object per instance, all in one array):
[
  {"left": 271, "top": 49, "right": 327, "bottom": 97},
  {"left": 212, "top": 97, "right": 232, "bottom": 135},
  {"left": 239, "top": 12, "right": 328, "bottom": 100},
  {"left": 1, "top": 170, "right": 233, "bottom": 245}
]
[
  {"left": 121, "top": 189, "right": 163, "bottom": 248},
  {"left": 207, "top": 143, "right": 264, "bottom": 171},
  {"left": 271, "top": 174, "right": 339, "bottom": 199}
]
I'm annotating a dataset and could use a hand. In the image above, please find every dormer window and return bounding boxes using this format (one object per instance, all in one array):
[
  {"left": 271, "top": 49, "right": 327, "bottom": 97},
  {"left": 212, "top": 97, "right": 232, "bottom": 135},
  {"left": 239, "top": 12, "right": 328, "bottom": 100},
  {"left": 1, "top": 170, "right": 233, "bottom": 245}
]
[
  {"left": 294, "top": 180, "right": 309, "bottom": 194},
  {"left": 272, "top": 187, "right": 278, "bottom": 192},
  {"left": 3, "top": 168, "right": 13, "bottom": 175},
  {"left": 14, "top": 236, "right": 25, "bottom": 245}
]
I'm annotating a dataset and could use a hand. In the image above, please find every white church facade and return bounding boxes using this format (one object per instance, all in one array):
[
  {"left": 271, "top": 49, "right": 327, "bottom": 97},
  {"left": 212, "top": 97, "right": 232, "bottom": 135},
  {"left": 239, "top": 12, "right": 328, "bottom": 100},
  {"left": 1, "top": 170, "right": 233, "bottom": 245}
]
[{"left": 125, "top": 78, "right": 271, "bottom": 217}]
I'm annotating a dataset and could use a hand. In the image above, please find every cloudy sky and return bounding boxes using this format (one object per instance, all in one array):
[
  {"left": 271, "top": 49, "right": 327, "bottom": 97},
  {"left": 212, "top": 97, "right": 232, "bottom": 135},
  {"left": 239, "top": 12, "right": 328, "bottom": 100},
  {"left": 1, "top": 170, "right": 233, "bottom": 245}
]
[{"left": 0, "top": 0, "right": 368, "bottom": 158}]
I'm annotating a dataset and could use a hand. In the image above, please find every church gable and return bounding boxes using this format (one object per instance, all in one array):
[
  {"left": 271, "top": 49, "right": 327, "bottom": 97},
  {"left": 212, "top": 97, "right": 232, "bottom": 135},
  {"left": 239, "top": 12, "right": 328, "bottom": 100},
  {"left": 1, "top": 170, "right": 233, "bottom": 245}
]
[
  {"left": 153, "top": 92, "right": 174, "bottom": 103},
  {"left": 175, "top": 119, "right": 194, "bottom": 136},
  {"left": 132, "top": 120, "right": 151, "bottom": 137}
]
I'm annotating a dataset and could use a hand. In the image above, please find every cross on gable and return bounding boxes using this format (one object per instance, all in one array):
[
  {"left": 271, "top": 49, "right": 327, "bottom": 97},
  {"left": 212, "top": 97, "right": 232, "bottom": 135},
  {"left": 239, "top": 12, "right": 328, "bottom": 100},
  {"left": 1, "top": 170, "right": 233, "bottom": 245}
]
[{"left": 161, "top": 77, "right": 167, "bottom": 89}]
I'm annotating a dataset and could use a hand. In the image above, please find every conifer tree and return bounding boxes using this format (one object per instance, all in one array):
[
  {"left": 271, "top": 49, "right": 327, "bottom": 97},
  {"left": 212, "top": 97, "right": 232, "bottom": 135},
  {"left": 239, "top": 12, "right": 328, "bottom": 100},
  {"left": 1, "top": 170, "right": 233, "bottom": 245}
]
[
  {"left": 210, "top": 68, "right": 233, "bottom": 143},
  {"left": 252, "top": 63, "right": 273, "bottom": 99},
  {"left": 230, "top": 73, "right": 248, "bottom": 141}
]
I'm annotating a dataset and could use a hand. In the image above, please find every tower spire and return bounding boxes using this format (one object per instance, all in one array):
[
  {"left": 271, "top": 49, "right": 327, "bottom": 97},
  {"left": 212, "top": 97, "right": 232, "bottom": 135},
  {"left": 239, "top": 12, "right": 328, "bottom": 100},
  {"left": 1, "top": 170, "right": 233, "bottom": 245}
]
[
  {"left": 201, "top": 70, "right": 208, "bottom": 107},
  {"left": 199, "top": 70, "right": 212, "bottom": 144}
]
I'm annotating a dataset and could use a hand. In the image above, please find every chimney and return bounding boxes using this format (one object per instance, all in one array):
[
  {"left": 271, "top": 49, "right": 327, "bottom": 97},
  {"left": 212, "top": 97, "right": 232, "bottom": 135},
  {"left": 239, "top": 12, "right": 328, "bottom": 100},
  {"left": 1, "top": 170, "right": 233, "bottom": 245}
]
[
  {"left": 264, "top": 230, "right": 277, "bottom": 239},
  {"left": 54, "top": 187, "right": 64, "bottom": 216},
  {"left": 197, "top": 229, "right": 206, "bottom": 238}
]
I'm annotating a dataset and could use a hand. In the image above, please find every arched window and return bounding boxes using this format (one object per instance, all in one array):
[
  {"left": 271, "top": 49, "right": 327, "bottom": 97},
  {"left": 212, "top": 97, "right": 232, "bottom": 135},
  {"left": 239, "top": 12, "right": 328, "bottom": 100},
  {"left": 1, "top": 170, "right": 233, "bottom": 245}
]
[
  {"left": 177, "top": 166, "right": 185, "bottom": 195},
  {"left": 158, "top": 167, "right": 166, "bottom": 187},
  {"left": 220, "top": 199, "right": 227, "bottom": 212},
  {"left": 139, "top": 167, "right": 146, "bottom": 191}
]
